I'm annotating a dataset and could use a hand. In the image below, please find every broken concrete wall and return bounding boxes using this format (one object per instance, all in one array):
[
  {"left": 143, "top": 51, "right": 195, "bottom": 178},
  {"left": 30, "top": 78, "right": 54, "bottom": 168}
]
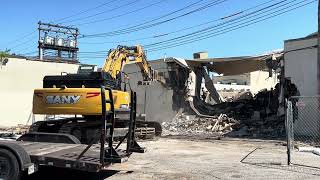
[
  {"left": 201, "top": 66, "right": 222, "bottom": 104},
  {"left": 123, "top": 59, "right": 179, "bottom": 123}
]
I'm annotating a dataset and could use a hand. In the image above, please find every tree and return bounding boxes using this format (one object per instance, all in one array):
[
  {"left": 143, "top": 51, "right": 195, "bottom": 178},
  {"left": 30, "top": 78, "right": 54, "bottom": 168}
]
[{"left": 0, "top": 49, "right": 10, "bottom": 69}]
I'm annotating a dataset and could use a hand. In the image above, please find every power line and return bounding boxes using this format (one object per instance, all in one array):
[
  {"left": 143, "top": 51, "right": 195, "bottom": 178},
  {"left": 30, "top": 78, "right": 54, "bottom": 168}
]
[
  {"left": 58, "top": 0, "right": 313, "bottom": 56},
  {"left": 81, "top": 0, "right": 206, "bottom": 35},
  {"left": 146, "top": 0, "right": 308, "bottom": 51},
  {"left": 81, "top": 0, "right": 227, "bottom": 38},
  {"left": 80, "top": 0, "right": 207, "bottom": 37},
  {"left": 78, "top": 56, "right": 107, "bottom": 59},
  {"left": 146, "top": 0, "right": 316, "bottom": 52},
  {"left": 60, "top": 0, "right": 141, "bottom": 24},
  {"left": 8, "top": 33, "right": 38, "bottom": 50},
  {"left": 79, "top": 36, "right": 157, "bottom": 44},
  {"left": 79, "top": 51, "right": 108, "bottom": 54},
  {"left": 79, "top": 0, "right": 278, "bottom": 44},
  {"left": 83, "top": 0, "right": 227, "bottom": 37},
  {"left": 144, "top": 0, "right": 290, "bottom": 49},
  {"left": 4, "top": 30, "right": 37, "bottom": 48},
  {"left": 4, "top": 0, "right": 118, "bottom": 53},
  {"left": 78, "top": 0, "right": 287, "bottom": 52},
  {"left": 53, "top": 0, "right": 117, "bottom": 23},
  {"left": 75, "top": 0, "right": 169, "bottom": 26},
  {"left": 20, "top": 51, "right": 38, "bottom": 56},
  {"left": 18, "top": 45, "right": 37, "bottom": 54},
  {"left": 6, "top": 0, "right": 119, "bottom": 48}
]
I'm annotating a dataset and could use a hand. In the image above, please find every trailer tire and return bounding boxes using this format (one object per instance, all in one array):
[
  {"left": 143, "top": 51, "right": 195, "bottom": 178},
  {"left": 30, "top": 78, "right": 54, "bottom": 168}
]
[{"left": 0, "top": 149, "right": 21, "bottom": 180}]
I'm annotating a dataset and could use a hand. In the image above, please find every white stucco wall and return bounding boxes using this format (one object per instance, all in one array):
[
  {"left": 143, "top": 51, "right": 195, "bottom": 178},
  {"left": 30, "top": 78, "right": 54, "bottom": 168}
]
[
  {"left": 284, "top": 36, "right": 319, "bottom": 136},
  {"left": 284, "top": 37, "right": 318, "bottom": 96},
  {"left": 0, "top": 57, "right": 79, "bottom": 127}
]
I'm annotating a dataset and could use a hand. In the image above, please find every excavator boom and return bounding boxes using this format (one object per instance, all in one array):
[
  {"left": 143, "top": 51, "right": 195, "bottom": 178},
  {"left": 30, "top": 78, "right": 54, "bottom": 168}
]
[
  {"left": 102, "top": 45, "right": 164, "bottom": 84},
  {"left": 102, "top": 45, "right": 151, "bottom": 80}
]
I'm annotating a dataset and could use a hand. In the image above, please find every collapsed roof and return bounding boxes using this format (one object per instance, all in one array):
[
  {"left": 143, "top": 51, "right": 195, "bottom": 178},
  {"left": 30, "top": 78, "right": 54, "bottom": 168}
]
[
  {"left": 167, "top": 51, "right": 283, "bottom": 75},
  {"left": 189, "top": 53, "right": 283, "bottom": 75}
]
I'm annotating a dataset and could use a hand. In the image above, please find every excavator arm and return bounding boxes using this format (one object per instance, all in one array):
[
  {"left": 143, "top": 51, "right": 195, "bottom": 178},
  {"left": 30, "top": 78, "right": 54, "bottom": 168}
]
[{"left": 102, "top": 45, "right": 153, "bottom": 81}]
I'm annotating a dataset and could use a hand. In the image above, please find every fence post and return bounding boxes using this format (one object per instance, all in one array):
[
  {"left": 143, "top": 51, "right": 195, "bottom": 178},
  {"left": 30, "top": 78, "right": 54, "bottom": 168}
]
[{"left": 286, "top": 100, "right": 293, "bottom": 165}]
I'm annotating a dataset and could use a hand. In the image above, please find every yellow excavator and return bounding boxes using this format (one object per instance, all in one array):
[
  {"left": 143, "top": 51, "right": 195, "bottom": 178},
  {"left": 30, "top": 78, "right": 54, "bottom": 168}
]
[{"left": 30, "top": 45, "right": 162, "bottom": 143}]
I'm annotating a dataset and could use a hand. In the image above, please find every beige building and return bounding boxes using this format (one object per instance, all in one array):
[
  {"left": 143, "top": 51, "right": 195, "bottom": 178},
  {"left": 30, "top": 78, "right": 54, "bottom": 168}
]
[
  {"left": 213, "top": 70, "right": 278, "bottom": 95},
  {"left": 0, "top": 56, "right": 79, "bottom": 127}
]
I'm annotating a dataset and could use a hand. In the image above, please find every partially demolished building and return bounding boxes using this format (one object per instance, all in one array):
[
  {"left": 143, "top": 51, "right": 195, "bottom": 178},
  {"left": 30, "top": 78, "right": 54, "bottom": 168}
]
[{"left": 124, "top": 51, "right": 284, "bottom": 138}]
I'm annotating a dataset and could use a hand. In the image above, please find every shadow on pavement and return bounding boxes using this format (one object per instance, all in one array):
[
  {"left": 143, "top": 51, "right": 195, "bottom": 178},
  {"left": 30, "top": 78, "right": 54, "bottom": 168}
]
[
  {"left": 241, "top": 147, "right": 320, "bottom": 177},
  {"left": 22, "top": 167, "right": 120, "bottom": 180}
]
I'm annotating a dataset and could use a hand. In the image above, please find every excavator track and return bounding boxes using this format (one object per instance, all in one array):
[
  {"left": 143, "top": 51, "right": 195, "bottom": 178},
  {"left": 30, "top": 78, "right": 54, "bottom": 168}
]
[
  {"left": 29, "top": 122, "right": 42, "bottom": 132},
  {"left": 29, "top": 118, "right": 160, "bottom": 144},
  {"left": 58, "top": 123, "right": 83, "bottom": 142}
]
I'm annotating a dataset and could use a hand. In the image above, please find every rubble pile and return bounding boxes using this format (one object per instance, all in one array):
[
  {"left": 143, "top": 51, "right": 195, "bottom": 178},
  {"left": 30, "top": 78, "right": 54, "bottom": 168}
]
[
  {"left": 162, "top": 114, "right": 240, "bottom": 136},
  {"left": 0, "top": 124, "right": 29, "bottom": 136},
  {"left": 163, "top": 88, "right": 285, "bottom": 138},
  {"left": 214, "top": 88, "right": 285, "bottom": 138},
  {"left": 0, "top": 124, "right": 29, "bottom": 140}
]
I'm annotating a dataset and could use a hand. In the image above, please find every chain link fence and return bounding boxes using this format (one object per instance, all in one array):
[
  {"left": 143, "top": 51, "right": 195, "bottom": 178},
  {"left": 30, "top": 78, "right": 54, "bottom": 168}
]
[{"left": 287, "top": 96, "right": 320, "bottom": 168}]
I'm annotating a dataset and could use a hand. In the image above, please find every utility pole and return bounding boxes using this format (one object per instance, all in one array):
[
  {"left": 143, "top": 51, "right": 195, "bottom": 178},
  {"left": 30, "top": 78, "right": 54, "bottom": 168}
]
[
  {"left": 317, "top": 0, "right": 320, "bottom": 139},
  {"left": 318, "top": 0, "right": 320, "bottom": 96}
]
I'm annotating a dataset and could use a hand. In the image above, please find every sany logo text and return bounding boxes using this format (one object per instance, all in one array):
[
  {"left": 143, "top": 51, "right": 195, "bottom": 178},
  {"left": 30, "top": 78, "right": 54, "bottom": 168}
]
[{"left": 46, "top": 95, "right": 81, "bottom": 104}]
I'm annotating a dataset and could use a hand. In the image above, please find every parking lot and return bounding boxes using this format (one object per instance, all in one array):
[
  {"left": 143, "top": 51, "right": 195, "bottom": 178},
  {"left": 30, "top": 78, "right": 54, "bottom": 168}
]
[{"left": 24, "top": 136, "right": 320, "bottom": 180}]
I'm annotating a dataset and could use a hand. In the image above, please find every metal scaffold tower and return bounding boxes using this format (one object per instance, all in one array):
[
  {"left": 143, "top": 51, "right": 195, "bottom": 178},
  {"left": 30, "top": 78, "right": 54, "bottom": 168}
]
[{"left": 38, "top": 21, "right": 79, "bottom": 62}]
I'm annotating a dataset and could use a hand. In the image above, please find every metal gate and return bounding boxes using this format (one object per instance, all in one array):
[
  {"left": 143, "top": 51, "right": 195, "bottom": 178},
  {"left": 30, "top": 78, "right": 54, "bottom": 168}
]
[{"left": 286, "top": 96, "right": 320, "bottom": 168}]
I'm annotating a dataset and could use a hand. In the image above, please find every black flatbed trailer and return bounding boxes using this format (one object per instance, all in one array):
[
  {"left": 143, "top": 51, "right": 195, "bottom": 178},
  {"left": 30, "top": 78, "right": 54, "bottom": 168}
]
[
  {"left": 0, "top": 140, "right": 126, "bottom": 173},
  {"left": 0, "top": 87, "right": 145, "bottom": 180}
]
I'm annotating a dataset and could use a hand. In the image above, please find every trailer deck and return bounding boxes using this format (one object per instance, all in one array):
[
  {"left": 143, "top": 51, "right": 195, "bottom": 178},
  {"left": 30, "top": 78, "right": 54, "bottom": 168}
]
[{"left": 3, "top": 140, "right": 128, "bottom": 172}]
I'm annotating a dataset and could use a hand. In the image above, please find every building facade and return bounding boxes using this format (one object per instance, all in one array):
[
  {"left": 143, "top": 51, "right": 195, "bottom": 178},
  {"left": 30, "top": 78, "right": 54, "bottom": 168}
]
[{"left": 284, "top": 33, "right": 319, "bottom": 137}]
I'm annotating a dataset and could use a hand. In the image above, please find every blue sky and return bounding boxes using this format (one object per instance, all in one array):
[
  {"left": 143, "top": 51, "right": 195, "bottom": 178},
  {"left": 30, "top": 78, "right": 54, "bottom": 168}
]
[{"left": 0, "top": 0, "right": 317, "bottom": 66}]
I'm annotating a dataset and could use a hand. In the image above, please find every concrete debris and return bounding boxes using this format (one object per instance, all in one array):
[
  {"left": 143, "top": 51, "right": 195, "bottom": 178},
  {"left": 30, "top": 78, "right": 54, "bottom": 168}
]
[
  {"left": 163, "top": 86, "right": 284, "bottom": 138},
  {"left": 162, "top": 113, "right": 240, "bottom": 136},
  {"left": 224, "top": 91, "right": 253, "bottom": 102},
  {"left": 0, "top": 124, "right": 29, "bottom": 138},
  {"left": 298, "top": 147, "right": 320, "bottom": 156},
  {"left": 234, "top": 91, "right": 253, "bottom": 102},
  {"left": 223, "top": 88, "right": 284, "bottom": 138}
]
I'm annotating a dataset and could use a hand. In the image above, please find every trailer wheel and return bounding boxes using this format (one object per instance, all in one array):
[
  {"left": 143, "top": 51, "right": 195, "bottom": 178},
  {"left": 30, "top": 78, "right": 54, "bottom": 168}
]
[{"left": 0, "top": 149, "right": 21, "bottom": 180}]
